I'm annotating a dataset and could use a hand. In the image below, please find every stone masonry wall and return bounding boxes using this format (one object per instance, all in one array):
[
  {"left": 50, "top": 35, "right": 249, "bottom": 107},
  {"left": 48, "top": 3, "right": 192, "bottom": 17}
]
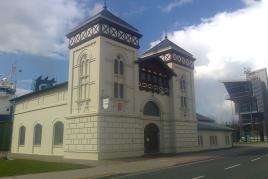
[
  {"left": 175, "top": 121, "right": 198, "bottom": 152},
  {"left": 64, "top": 115, "right": 98, "bottom": 159},
  {"left": 97, "top": 115, "right": 144, "bottom": 159}
]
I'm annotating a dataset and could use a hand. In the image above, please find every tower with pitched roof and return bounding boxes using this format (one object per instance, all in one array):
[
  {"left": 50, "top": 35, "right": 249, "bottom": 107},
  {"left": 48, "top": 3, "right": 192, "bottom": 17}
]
[
  {"left": 65, "top": 5, "right": 143, "bottom": 159},
  {"left": 140, "top": 36, "right": 198, "bottom": 153}
]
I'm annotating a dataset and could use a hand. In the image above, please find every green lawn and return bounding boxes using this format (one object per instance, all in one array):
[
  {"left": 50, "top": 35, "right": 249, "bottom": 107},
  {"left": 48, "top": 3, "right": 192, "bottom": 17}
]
[{"left": 0, "top": 159, "right": 89, "bottom": 177}]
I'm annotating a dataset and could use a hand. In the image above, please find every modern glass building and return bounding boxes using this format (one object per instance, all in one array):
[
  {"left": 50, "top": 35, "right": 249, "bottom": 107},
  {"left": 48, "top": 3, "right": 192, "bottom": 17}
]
[{"left": 223, "top": 68, "right": 268, "bottom": 142}]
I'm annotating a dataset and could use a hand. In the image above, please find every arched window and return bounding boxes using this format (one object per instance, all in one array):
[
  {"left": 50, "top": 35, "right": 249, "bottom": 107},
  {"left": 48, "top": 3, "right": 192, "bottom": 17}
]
[
  {"left": 19, "top": 126, "right": 26, "bottom": 145},
  {"left": 180, "top": 75, "right": 186, "bottom": 90},
  {"left": 114, "top": 59, "right": 118, "bottom": 74},
  {"left": 53, "top": 122, "right": 64, "bottom": 145},
  {"left": 114, "top": 55, "right": 125, "bottom": 99},
  {"left": 33, "top": 124, "right": 42, "bottom": 145},
  {"left": 114, "top": 55, "right": 124, "bottom": 75},
  {"left": 119, "top": 61, "right": 124, "bottom": 75},
  {"left": 79, "top": 53, "right": 90, "bottom": 100},
  {"left": 143, "top": 101, "right": 160, "bottom": 116}
]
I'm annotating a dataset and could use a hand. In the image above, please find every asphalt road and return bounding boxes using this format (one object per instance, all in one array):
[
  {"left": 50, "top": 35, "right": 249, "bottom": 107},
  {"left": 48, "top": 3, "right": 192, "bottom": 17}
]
[{"left": 119, "top": 147, "right": 268, "bottom": 179}]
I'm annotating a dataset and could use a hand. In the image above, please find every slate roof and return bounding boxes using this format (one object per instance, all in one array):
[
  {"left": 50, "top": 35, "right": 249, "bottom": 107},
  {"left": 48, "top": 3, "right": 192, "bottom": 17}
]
[
  {"left": 198, "top": 121, "right": 233, "bottom": 131},
  {"left": 142, "top": 38, "right": 194, "bottom": 58},
  {"left": 69, "top": 8, "right": 139, "bottom": 34},
  {"left": 196, "top": 113, "right": 216, "bottom": 123},
  {"left": 11, "top": 82, "right": 68, "bottom": 102}
]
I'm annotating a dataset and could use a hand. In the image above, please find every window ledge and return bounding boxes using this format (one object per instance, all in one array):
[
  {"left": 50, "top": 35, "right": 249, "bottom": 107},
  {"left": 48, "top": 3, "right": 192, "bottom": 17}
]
[
  {"left": 33, "top": 145, "right": 41, "bottom": 147},
  {"left": 112, "top": 98, "right": 127, "bottom": 102},
  {"left": 76, "top": 99, "right": 91, "bottom": 103},
  {"left": 53, "top": 144, "right": 63, "bottom": 148}
]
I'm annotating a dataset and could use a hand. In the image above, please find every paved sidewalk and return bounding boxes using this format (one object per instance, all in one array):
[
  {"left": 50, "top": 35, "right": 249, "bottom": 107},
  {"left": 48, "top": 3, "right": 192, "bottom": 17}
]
[{"left": 2, "top": 144, "right": 268, "bottom": 179}]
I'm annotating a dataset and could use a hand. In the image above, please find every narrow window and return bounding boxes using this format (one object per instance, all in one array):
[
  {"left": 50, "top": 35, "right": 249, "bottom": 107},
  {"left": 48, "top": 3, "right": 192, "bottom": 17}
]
[
  {"left": 114, "top": 83, "right": 118, "bottom": 98},
  {"left": 119, "top": 84, "right": 124, "bottom": 99},
  {"left": 114, "top": 59, "right": 118, "bottom": 74},
  {"left": 33, "top": 124, "right": 42, "bottom": 145},
  {"left": 19, "top": 126, "right": 26, "bottom": 146},
  {"left": 85, "top": 60, "right": 88, "bottom": 75},
  {"left": 141, "top": 71, "right": 146, "bottom": 81},
  {"left": 158, "top": 77, "right": 163, "bottom": 87},
  {"left": 210, "top": 136, "right": 213, "bottom": 146},
  {"left": 183, "top": 80, "right": 186, "bottom": 90},
  {"left": 119, "top": 61, "right": 124, "bottom": 75},
  {"left": 180, "top": 96, "right": 184, "bottom": 108},
  {"left": 198, "top": 136, "right": 203, "bottom": 146},
  {"left": 147, "top": 73, "right": 151, "bottom": 82},
  {"left": 153, "top": 75, "right": 157, "bottom": 84},
  {"left": 225, "top": 136, "right": 230, "bottom": 145},
  {"left": 80, "top": 61, "right": 85, "bottom": 75},
  {"left": 180, "top": 75, "right": 186, "bottom": 91},
  {"left": 53, "top": 122, "right": 64, "bottom": 145},
  {"left": 184, "top": 97, "right": 187, "bottom": 108}
]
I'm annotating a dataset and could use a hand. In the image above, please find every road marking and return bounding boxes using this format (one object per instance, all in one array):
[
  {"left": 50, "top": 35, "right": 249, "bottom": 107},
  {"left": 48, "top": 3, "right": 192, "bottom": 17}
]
[
  {"left": 177, "top": 158, "right": 221, "bottom": 167},
  {"left": 251, "top": 157, "right": 261, "bottom": 162},
  {"left": 224, "top": 164, "right": 241, "bottom": 170},
  {"left": 192, "top": 176, "right": 205, "bottom": 179}
]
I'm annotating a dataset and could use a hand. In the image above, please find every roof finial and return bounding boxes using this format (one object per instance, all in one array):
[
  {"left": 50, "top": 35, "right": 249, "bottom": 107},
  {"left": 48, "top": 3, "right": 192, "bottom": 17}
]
[
  {"left": 164, "top": 28, "right": 168, "bottom": 39},
  {"left": 104, "top": 0, "right": 107, "bottom": 9}
]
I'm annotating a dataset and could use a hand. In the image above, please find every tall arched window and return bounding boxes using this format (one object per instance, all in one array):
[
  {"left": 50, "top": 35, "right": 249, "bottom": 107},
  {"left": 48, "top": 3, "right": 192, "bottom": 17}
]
[
  {"left": 114, "top": 59, "right": 119, "bottom": 74},
  {"left": 180, "top": 75, "right": 186, "bottom": 91},
  {"left": 79, "top": 53, "right": 90, "bottom": 100},
  {"left": 19, "top": 126, "right": 26, "bottom": 146},
  {"left": 53, "top": 122, "right": 64, "bottom": 145},
  {"left": 143, "top": 101, "right": 160, "bottom": 116},
  {"left": 33, "top": 124, "right": 42, "bottom": 145},
  {"left": 114, "top": 55, "right": 125, "bottom": 99},
  {"left": 119, "top": 61, "right": 124, "bottom": 75},
  {"left": 114, "top": 55, "right": 124, "bottom": 75}
]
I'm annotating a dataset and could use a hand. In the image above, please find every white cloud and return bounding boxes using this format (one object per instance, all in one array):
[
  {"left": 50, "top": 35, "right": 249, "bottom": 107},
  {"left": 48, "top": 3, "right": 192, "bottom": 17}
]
[
  {"left": 88, "top": 3, "right": 103, "bottom": 17},
  {"left": 123, "top": 6, "right": 148, "bottom": 16},
  {"left": 160, "top": 0, "right": 192, "bottom": 13},
  {"left": 0, "top": 0, "right": 98, "bottom": 58},
  {"left": 152, "top": 1, "right": 268, "bottom": 122},
  {"left": 241, "top": 0, "right": 260, "bottom": 6}
]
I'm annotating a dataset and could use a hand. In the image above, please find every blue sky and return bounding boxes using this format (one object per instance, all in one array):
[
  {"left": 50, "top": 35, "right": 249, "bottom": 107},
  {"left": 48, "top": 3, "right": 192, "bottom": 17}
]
[{"left": 0, "top": 0, "right": 266, "bottom": 121}]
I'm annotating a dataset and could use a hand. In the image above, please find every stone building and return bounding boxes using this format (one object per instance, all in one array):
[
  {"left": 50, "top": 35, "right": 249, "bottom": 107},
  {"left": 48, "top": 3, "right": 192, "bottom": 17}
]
[{"left": 11, "top": 6, "right": 232, "bottom": 160}]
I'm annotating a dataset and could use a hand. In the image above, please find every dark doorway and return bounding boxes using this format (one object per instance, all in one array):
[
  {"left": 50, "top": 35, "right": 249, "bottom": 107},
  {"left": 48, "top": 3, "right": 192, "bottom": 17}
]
[{"left": 144, "top": 123, "right": 159, "bottom": 153}]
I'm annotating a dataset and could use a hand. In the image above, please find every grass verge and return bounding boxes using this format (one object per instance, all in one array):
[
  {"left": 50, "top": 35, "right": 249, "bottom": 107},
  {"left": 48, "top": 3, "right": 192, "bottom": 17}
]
[{"left": 0, "top": 159, "right": 89, "bottom": 177}]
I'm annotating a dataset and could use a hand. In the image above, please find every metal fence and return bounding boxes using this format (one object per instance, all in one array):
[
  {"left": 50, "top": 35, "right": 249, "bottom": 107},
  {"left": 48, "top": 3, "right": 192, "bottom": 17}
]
[{"left": 0, "top": 121, "right": 12, "bottom": 151}]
